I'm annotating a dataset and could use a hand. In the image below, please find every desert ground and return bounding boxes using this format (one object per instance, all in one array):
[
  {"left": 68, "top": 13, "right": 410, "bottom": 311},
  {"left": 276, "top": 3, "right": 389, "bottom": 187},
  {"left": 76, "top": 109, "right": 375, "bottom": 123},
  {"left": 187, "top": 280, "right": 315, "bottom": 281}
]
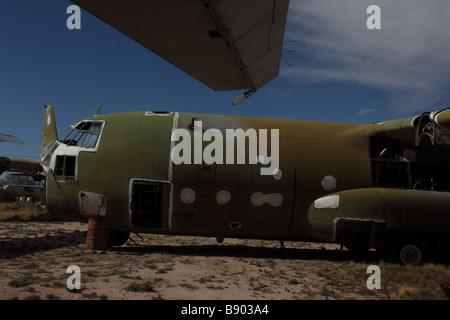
[{"left": 0, "top": 204, "right": 449, "bottom": 301}]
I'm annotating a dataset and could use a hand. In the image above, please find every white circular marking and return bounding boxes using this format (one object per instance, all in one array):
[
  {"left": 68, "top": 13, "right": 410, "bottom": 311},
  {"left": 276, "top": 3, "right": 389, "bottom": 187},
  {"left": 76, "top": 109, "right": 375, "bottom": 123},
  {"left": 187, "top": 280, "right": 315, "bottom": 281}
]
[
  {"left": 273, "top": 168, "right": 282, "bottom": 180},
  {"left": 268, "top": 193, "right": 283, "bottom": 207},
  {"left": 251, "top": 192, "right": 283, "bottom": 207},
  {"left": 251, "top": 192, "right": 265, "bottom": 206},
  {"left": 216, "top": 190, "right": 231, "bottom": 205},
  {"left": 180, "top": 188, "right": 196, "bottom": 204},
  {"left": 256, "top": 155, "right": 266, "bottom": 164},
  {"left": 321, "top": 175, "right": 337, "bottom": 191}
]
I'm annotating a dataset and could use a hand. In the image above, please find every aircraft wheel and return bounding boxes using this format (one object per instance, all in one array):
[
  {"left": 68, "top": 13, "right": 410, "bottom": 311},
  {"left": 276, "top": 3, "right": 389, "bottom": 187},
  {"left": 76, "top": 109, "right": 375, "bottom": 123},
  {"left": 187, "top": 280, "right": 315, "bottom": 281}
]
[
  {"left": 383, "top": 235, "right": 425, "bottom": 265},
  {"left": 107, "top": 230, "right": 130, "bottom": 247},
  {"left": 399, "top": 243, "right": 423, "bottom": 265}
]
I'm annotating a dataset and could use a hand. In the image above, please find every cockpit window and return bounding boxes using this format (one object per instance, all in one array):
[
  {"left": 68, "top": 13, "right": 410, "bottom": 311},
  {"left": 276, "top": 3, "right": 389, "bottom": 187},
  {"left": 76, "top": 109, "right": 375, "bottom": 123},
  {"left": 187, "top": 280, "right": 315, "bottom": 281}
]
[{"left": 62, "top": 121, "right": 103, "bottom": 148}]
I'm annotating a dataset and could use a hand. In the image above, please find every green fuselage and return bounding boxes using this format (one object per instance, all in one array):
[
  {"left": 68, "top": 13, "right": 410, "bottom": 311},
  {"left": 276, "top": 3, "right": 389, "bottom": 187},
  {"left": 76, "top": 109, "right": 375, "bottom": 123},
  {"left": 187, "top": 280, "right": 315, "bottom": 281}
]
[{"left": 45, "top": 111, "right": 373, "bottom": 243}]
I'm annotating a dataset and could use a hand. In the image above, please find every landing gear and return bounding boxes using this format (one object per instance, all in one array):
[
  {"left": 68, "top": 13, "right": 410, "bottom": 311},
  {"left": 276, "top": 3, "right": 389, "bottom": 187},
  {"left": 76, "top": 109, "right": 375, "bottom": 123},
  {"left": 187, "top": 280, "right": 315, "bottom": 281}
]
[
  {"left": 383, "top": 234, "right": 426, "bottom": 265},
  {"left": 399, "top": 244, "right": 423, "bottom": 265},
  {"left": 107, "top": 229, "right": 130, "bottom": 247}
]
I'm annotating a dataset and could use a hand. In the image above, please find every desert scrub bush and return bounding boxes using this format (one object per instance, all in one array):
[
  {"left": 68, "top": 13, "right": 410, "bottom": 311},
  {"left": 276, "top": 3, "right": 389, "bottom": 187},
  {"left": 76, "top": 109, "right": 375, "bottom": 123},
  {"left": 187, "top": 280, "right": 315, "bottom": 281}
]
[{"left": 125, "top": 280, "right": 156, "bottom": 292}]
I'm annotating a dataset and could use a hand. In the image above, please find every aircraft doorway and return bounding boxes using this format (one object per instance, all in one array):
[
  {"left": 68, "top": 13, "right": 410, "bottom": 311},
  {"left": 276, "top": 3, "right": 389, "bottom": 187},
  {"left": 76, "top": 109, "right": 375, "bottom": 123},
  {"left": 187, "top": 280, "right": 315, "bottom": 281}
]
[{"left": 129, "top": 179, "right": 172, "bottom": 230}]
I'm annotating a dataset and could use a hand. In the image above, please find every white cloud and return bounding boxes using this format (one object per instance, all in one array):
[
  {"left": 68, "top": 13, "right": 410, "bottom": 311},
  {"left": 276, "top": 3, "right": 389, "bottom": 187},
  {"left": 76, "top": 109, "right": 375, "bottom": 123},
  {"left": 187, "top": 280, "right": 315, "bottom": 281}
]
[
  {"left": 358, "top": 108, "right": 376, "bottom": 116},
  {"left": 283, "top": 0, "right": 450, "bottom": 114}
]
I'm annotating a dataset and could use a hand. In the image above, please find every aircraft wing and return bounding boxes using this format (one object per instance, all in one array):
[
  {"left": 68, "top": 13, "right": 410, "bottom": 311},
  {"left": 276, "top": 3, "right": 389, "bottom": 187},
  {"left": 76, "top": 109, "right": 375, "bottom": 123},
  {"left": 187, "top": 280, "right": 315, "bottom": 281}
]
[
  {"left": 0, "top": 133, "right": 25, "bottom": 144},
  {"left": 0, "top": 132, "right": 42, "bottom": 178},
  {"left": 369, "top": 108, "right": 450, "bottom": 146},
  {"left": 0, "top": 157, "right": 42, "bottom": 179},
  {"left": 71, "top": 0, "right": 289, "bottom": 94}
]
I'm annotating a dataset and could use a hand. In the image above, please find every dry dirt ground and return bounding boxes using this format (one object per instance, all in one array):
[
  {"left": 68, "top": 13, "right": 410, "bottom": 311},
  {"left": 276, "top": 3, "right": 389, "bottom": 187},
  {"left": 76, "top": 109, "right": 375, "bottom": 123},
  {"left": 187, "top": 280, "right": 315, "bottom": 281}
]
[{"left": 0, "top": 209, "right": 449, "bottom": 301}]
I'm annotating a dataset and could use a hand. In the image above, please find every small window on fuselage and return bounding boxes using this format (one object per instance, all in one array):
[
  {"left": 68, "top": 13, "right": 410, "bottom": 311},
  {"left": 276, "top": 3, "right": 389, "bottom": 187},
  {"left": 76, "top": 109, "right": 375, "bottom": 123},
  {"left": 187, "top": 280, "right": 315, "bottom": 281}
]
[
  {"left": 54, "top": 155, "right": 76, "bottom": 178},
  {"left": 55, "top": 155, "right": 64, "bottom": 176},
  {"left": 64, "top": 156, "right": 76, "bottom": 177}
]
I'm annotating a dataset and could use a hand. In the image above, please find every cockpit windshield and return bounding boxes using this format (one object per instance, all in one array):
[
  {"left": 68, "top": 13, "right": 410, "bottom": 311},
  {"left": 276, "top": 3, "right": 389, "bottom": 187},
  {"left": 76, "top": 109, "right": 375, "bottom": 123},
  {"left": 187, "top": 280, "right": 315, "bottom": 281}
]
[{"left": 61, "top": 121, "right": 103, "bottom": 148}]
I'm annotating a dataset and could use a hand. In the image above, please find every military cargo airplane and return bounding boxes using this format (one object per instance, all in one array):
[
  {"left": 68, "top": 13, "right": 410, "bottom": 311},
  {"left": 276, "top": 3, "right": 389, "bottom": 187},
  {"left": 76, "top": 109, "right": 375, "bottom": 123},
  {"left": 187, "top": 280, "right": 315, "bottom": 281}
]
[
  {"left": 4, "top": 104, "right": 450, "bottom": 266},
  {"left": 29, "top": 104, "right": 450, "bottom": 266},
  {"left": 1, "top": 0, "right": 450, "bottom": 265}
]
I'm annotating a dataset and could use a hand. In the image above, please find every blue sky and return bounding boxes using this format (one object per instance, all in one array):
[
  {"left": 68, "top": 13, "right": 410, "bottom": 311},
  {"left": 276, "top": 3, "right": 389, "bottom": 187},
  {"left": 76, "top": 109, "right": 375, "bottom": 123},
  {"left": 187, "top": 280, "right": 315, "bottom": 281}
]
[{"left": 1, "top": 0, "right": 450, "bottom": 160}]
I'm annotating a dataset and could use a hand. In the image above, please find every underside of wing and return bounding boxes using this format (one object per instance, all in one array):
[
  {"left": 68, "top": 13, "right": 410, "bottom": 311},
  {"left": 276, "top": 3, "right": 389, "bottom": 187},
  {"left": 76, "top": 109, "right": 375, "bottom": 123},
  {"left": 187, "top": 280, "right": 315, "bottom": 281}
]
[{"left": 72, "top": 0, "right": 289, "bottom": 93}]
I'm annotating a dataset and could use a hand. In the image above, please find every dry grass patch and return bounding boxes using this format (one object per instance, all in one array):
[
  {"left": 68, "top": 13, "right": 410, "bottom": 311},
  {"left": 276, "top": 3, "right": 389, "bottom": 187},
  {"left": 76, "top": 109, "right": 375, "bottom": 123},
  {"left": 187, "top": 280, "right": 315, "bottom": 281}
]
[
  {"left": 0, "top": 202, "right": 48, "bottom": 221},
  {"left": 8, "top": 272, "right": 37, "bottom": 288},
  {"left": 380, "top": 262, "right": 450, "bottom": 299},
  {"left": 125, "top": 280, "right": 156, "bottom": 292},
  {"left": 1, "top": 221, "right": 449, "bottom": 300}
]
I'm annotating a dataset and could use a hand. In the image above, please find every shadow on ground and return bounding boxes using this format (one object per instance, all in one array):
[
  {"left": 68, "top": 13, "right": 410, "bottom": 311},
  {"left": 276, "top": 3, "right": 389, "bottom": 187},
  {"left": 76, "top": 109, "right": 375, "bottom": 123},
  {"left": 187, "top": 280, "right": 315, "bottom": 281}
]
[
  {"left": 112, "top": 242, "right": 383, "bottom": 264},
  {"left": 0, "top": 231, "right": 86, "bottom": 259}
]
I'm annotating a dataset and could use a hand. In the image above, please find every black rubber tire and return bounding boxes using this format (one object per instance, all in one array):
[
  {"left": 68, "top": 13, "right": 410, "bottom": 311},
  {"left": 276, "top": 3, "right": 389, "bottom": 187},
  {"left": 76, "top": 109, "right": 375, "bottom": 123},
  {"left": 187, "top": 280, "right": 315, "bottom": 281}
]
[
  {"left": 398, "top": 243, "right": 423, "bottom": 265},
  {"left": 382, "top": 234, "right": 425, "bottom": 265}
]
